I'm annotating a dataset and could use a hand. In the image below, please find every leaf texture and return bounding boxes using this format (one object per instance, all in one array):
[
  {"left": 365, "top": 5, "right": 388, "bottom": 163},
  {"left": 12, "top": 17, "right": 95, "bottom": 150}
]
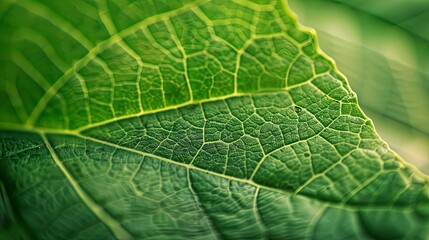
[{"left": 0, "top": 0, "right": 428, "bottom": 239}]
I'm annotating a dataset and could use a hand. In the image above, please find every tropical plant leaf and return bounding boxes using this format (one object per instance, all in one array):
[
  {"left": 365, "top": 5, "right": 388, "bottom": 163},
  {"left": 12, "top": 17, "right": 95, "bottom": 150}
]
[{"left": 1, "top": 0, "right": 429, "bottom": 239}]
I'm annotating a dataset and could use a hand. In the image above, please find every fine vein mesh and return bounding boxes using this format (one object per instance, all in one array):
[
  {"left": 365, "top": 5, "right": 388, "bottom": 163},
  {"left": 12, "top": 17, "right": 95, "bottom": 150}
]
[{"left": 1, "top": 0, "right": 341, "bottom": 130}]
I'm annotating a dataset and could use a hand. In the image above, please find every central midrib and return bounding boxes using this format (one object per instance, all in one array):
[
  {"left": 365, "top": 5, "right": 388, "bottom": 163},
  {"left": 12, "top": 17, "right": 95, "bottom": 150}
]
[
  {"left": 37, "top": 130, "right": 427, "bottom": 211},
  {"left": 1, "top": 89, "right": 428, "bottom": 210}
]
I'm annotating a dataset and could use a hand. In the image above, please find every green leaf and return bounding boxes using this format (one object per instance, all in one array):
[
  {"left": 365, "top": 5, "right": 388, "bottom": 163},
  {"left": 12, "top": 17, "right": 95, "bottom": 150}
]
[
  {"left": 289, "top": 0, "right": 429, "bottom": 174},
  {"left": 1, "top": 0, "right": 428, "bottom": 239}
]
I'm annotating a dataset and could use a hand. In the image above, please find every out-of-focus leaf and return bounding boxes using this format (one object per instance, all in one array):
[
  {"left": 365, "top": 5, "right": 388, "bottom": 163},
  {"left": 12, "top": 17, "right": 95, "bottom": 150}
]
[{"left": 289, "top": 0, "right": 429, "bottom": 173}]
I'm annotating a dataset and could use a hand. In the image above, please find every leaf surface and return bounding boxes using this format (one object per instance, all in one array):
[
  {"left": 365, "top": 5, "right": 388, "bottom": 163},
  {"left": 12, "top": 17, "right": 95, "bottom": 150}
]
[{"left": 1, "top": 0, "right": 429, "bottom": 239}]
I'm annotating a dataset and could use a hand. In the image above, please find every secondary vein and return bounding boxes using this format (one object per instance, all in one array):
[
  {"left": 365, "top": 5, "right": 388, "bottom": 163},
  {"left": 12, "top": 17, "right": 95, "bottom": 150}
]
[{"left": 41, "top": 133, "right": 134, "bottom": 240}]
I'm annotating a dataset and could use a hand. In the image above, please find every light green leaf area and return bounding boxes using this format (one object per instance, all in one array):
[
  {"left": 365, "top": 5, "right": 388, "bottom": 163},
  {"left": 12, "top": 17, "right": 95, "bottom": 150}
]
[
  {"left": 289, "top": 0, "right": 429, "bottom": 174},
  {"left": 0, "top": 0, "right": 428, "bottom": 239}
]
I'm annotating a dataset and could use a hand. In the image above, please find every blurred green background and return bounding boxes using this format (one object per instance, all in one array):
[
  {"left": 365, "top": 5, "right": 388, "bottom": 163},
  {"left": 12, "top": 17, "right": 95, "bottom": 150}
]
[{"left": 289, "top": 0, "right": 429, "bottom": 174}]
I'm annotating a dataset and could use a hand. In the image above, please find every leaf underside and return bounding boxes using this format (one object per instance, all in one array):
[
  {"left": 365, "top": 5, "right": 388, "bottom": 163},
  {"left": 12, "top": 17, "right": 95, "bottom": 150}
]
[{"left": 0, "top": 0, "right": 428, "bottom": 239}]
